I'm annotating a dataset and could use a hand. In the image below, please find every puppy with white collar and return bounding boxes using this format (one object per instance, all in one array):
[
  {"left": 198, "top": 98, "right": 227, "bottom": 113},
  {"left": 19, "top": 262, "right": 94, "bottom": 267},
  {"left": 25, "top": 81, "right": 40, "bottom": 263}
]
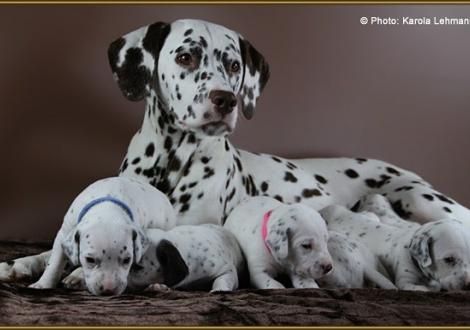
[
  {"left": 320, "top": 205, "right": 470, "bottom": 291},
  {"left": 224, "top": 196, "right": 332, "bottom": 289},
  {"left": 29, "top": 176, "right": 176, "bottom": 295}
]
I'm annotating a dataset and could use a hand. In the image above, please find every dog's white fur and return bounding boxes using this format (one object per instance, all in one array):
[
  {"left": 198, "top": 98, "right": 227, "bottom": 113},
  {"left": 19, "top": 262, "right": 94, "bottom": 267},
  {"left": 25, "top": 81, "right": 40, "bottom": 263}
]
[
  {"left": 28, "top": 176, "right": 176, "bottom": 295},
  {"left": 316, "top": 231, "right": 396, "bottom": 289},
  {"left": 224, "top": 196, "right": 332, "bottom": 289},
  {"left": 320, "top": 204, "right": 470, "bottom": 291}
]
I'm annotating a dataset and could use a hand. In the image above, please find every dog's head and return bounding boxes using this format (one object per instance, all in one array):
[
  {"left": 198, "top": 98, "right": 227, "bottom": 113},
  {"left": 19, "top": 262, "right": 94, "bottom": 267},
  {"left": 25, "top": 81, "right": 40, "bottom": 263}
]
[
  {"left": 409, "top": 219, "right": 470, "bottom": 291},
  {"left": 266, "top": 203, "right": 332, "bottom": 279},
  {"left": 108, "top": 19, "right": 269, "bottom": 137},
  {"left": 61, "top": 208, "right": 149, "bottom": 296}
]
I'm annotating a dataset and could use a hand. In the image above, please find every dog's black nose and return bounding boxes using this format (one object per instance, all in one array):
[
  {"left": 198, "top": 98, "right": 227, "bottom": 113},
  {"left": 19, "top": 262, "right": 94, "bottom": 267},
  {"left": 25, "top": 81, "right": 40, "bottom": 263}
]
[
  {"left": 209, "top": 90, "right": 237, "bottom": 115},
  {"left": 321, "top": 263, "right": 333, "bottom": 274}
]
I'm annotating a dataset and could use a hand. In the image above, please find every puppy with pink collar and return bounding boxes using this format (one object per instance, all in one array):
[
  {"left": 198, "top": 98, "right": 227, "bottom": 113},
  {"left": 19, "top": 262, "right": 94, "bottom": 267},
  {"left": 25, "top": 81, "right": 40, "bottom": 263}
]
[{"left": 224, "top": 196, "right": 332, "bottom": 289}]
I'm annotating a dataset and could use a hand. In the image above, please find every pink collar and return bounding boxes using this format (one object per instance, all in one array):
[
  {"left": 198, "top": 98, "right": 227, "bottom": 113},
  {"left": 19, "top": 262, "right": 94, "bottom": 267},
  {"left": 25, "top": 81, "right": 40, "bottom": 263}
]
[{"left": 261, "top": 210, "right": 273, "bottom": 253}]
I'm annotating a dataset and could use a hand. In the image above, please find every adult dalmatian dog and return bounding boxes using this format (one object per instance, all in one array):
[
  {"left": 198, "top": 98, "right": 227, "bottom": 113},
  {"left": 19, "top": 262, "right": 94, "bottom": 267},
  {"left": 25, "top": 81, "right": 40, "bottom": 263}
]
[{"left": 1, "top": 18, "right": 470, "bottom": 283}]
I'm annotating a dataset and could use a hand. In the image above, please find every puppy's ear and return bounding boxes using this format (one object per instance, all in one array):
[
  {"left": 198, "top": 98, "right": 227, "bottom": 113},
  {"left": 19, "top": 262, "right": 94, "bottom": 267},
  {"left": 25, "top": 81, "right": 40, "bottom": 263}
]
[
  {"left": 132, "top": 229, "right": 149, "bottom": 264},
  {"left": 108, "top": 21, "right": 171, "bottom": 102},
  {"left": 61, "top": 229, "right": 81, "bottom": 266},
  {"left": 156, "top": 239, "right": 189, "bottom": 287},
  {"left": 409, "top": 226, "right": 434, "bottom": 269},
  {"left": 238, "top": 37, "right": 270, "bottom": 119},
  {"left": 266, "top": 224, "right": 291, "bottom": 264}
]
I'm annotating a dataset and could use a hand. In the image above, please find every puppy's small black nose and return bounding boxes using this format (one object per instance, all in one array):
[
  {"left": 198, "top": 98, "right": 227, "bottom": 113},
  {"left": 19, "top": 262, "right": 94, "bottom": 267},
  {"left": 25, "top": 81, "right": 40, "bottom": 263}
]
[
  {"left": 209, "top": 90, "right": 237, "bottom": 115},
  {"left": 321, "top": 263, "right": 333, "bottom": 274}
]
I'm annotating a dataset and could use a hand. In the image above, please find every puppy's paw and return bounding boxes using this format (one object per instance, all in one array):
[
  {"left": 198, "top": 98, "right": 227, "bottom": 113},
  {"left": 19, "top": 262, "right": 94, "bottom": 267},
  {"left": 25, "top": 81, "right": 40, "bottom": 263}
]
[
  {"left": 0, "top": 261, "right": 32, "bottom": 282},
  {"left": 62, "top": 273, "right": 86, "bottom": 290},
  {"left": 28, "top": 281, "right": 48, "bottom": 289},
  {"left": 145, "top": 283, "right": 171, "bottom": 292}
]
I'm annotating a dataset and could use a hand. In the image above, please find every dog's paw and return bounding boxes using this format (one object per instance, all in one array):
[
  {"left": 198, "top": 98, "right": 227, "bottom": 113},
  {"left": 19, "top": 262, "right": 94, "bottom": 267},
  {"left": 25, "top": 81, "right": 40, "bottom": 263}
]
[
  {"left": 145, "top": 283, "right": 171, "bottom": 292},
  {"left": 62, "top": 273, "right": 86, "bottom": 290},
  {"left": 28, "top": 281, "right": 48, "bottom": 289},
  {"left": 0, "top": 261, "right": 32, "bottom": 282}
]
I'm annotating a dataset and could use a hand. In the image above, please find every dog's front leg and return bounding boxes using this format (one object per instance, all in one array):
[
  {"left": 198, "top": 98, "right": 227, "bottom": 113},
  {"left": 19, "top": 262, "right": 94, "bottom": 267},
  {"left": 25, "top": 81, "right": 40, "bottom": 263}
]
[
  {"left": 251, "top": 271, "right": 285, "bottom": 289},
  {"left": 62, "top": 267, "right": 86, "bottom": 290},
  {"left": 210, "top": 269, "right": 238, "bottom": 292},
  {"left": 29, "top": 233, "right": 67, "bottom": 289}
]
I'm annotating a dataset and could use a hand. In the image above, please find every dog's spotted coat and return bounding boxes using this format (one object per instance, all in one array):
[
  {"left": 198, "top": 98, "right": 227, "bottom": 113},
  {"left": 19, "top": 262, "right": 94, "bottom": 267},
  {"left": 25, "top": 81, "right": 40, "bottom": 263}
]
[{"left": 1, "top": 18, "right": 470, "bottom": 286}]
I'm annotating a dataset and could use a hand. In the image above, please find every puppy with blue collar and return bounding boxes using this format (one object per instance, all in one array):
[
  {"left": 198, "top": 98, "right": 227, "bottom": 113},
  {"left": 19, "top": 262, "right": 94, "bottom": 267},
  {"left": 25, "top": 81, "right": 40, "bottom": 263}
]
[{"left": 29, "top": 176, "right": 176, "bottom": 295}]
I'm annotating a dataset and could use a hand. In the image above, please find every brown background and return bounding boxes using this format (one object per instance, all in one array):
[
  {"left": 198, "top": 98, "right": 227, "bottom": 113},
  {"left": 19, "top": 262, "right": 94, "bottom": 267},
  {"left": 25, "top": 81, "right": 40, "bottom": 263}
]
[{"left": 0, "top": 5, "right": 469, "bottom": 241}]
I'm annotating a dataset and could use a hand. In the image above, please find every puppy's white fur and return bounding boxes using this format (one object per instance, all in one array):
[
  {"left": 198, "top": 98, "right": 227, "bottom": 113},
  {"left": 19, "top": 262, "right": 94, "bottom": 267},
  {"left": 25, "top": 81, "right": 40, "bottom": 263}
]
[
  {"left": 317, "top": 231, "right": 396, "bottom": 289},
  {"left": 321, "top": 204, "right": 470, "bottom": 291},
  {"left": 29, "top": 176, "right": 176, "bottom": 295},
  {"left": 224, "top": 196, "right": 332, "bottom": 289}
]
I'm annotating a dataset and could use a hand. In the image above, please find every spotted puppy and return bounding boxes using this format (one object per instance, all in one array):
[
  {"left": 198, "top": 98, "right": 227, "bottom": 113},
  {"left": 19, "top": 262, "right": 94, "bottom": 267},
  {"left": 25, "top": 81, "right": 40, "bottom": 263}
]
[
  {"left": 224, "top": 196, "right": 332, "bottom": 289},
  {"left": 321, "top": 205, "right": 470, "bottom": 291},
  {"left": 126, "top": 224, "right": 244, "bottom": 292},
  {"left": 317, "top": 231, "right": 396, "bottom": 289},
  {"left": 23, "top": 177, "right": 175, "bottom": 295}
]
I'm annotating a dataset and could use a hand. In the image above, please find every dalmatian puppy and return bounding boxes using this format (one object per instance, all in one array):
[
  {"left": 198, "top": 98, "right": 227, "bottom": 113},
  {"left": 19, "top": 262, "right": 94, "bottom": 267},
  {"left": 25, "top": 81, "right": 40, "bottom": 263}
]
[
  {"left": 15, "top": 177, "right": 175, "bottom": 295},
  {"left": 5, "top": 18, "right": 470, "bottom": 282},
  {"left": 64, "top": 224, "right": 244, "bottom": 294},
  {"left": 321, "top": 205, "right": 470, "bottom": 291},
  {"left": 224, "top": 196, "right": 332, "bottom": 289},
  {"left": 316, "top": 231, "right": 396, "bottom": 289},
  {"left": 129, "top": 224, "right": 244, "bottom": 293}
]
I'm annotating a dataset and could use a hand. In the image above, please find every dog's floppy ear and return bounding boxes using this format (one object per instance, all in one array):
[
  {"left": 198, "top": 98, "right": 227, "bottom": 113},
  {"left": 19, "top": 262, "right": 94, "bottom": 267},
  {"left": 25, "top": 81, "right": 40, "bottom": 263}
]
[
  {"left": 238, "top": 37, "right": 270, "bottom": 119},
  {"left": 61, "top": 228, "right": 81, "bottom": 266},
  {"left": 108, "top": 22, "right": 171, "bottom": 101},
  {"left": 266, "top": 222, "right": 291, "bottom": 264},
  {"left": 409, "top": 225, "right": 434, "bottom": 269},
  {"left": 132, "top": 228, "right": 149, "bottom": 264},
  {"left": 156, "top": 239, "right": 189, "bottom": 287}
]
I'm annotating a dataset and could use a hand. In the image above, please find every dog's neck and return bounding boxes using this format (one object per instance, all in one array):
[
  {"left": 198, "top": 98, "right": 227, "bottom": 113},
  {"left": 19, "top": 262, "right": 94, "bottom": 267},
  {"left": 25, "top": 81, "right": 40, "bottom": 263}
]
[{"left": 134, "top": 93, "right": 231, "bottom": 196}]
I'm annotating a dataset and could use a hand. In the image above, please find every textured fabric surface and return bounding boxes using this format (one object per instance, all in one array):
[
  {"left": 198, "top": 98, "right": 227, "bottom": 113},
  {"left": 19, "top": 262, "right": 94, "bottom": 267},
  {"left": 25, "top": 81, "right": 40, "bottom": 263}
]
[{"left": 1, "top": 241, "right": 470, "bottom": 326}]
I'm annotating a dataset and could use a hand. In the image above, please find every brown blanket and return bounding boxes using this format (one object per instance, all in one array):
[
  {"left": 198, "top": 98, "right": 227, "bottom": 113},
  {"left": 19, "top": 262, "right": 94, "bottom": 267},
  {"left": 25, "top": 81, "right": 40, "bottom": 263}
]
[{"left": 1, "top": 241, "right": 470, "bottom": 326}]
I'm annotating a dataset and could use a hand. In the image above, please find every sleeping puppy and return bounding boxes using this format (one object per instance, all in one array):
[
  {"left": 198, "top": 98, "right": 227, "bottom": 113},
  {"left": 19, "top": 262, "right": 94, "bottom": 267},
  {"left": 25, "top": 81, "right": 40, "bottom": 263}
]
[
  {"left": 317, "top": 231, "right": 396, "bottom": 289},
  {"left": 321, "top": 205, "right": 470, "bottom": 291},
  {"left": 28, "top": 176, "right": 176, "bottom": 295},
  {"left": 224, "top": 196, "right": 332, "bottom": 289},
  {"left": 128, "top": 224, "right": 244, "bottom": 292}
]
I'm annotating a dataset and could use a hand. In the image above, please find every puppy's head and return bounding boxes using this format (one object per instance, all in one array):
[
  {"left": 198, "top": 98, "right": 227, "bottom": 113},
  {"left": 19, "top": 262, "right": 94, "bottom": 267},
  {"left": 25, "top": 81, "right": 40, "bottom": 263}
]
[
  {"left": 108, "top": 19, "right": 269, "bottom": 137},
  {"left": 409, "top": 219, "right": 470, "bottom": 291},
  {"left": 266, "top": 203, "right": 332, "bottom": 279},
  {"left": 62, "top": 213, "right": 149, "bottom": 296}
]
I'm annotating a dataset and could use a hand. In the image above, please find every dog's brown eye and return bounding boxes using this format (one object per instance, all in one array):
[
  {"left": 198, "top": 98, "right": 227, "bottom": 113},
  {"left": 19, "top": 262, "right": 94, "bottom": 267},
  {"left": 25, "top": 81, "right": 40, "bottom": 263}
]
[
  {"left": 444, "top": 256, "right": 456, "bottom": 264},
  {"left": 86, "top": 257, "right": 96, "bottom": 264},
  {"left": 176, "top": 53, "right": 192, "bottom": 66},
  {"left": 301, "top": 243, "right": 312, "bottom": 250},
  {"left": 122, "top": 257, "right": 131, "bottom": 265},
  {"left": 231, "top": 61, "right": 240, "bottom": 73}
]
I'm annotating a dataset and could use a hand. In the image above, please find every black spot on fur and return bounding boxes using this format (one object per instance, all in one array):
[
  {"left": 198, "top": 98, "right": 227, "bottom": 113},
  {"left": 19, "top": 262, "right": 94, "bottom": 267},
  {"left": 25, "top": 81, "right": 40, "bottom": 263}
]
[
  {"left": 433, "top": 193, "right": 455, "bottom": 205},
  {"left": 345, "top": 169, "right": 359, "bottom": 178},
  {"left": 350, "top": 200, "right": 361, "bottom": 212},
  {"left": 274, "top": 195, "right": 284, "bottom": 202},
  {"left": 422, "top": 194, "right": 434, "bottom": 201},
  {"left": 184, "top": 29, "right": 193, "bottom": 36},
  {"left": 261, "top": 181, "right": 269, "bottom": 192},
  {"left": 132, "top": 157, "right": 141, "bottom": 165},
  {"left": 391, "top": 200, "right": 412, "bottom": 219},
  {"left": 443, "top": 206, "right": 452, "bottom": 213},
  {"left": 302, "top": 188, "right": 322, "bottom": 198},
  {"left": 315, "top": 175, "right": 327, "bottom": 184},
  {"left": 201, "top": 156, "right": 210, "bottom": 164},
  {"left": 145, "top": 143, "right": 155, "bottom": 157},
  {"left": 284, "top": 172, "right": 298, "bottom": 183},
  {"left": 386, "top": 167, "right": 401, "bottom": 176}
]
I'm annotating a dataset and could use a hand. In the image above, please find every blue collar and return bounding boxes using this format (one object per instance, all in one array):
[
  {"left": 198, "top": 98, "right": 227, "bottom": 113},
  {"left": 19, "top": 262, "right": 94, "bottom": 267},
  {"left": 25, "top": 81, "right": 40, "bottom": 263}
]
[{"left": 77, "top": 196, "right": 134, "bottom": 223}]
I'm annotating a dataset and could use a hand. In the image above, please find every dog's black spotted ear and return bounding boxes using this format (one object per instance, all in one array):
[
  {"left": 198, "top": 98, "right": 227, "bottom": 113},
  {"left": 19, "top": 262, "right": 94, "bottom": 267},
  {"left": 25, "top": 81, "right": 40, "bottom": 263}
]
[
  {"left": 61, "top": 229, "right": 81, "bottom": 266},
  {"left": 156, "top": 239, "right": 189, "bottom": 287},
  {"left": 409, "top": 226, "right": 434, "bottom": 270},
  {"left": 108, "top": 22, "right": 171, "bottom": 102},
  {"left": 238, "top": 37, "right": 270, "bottom": 119}
]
